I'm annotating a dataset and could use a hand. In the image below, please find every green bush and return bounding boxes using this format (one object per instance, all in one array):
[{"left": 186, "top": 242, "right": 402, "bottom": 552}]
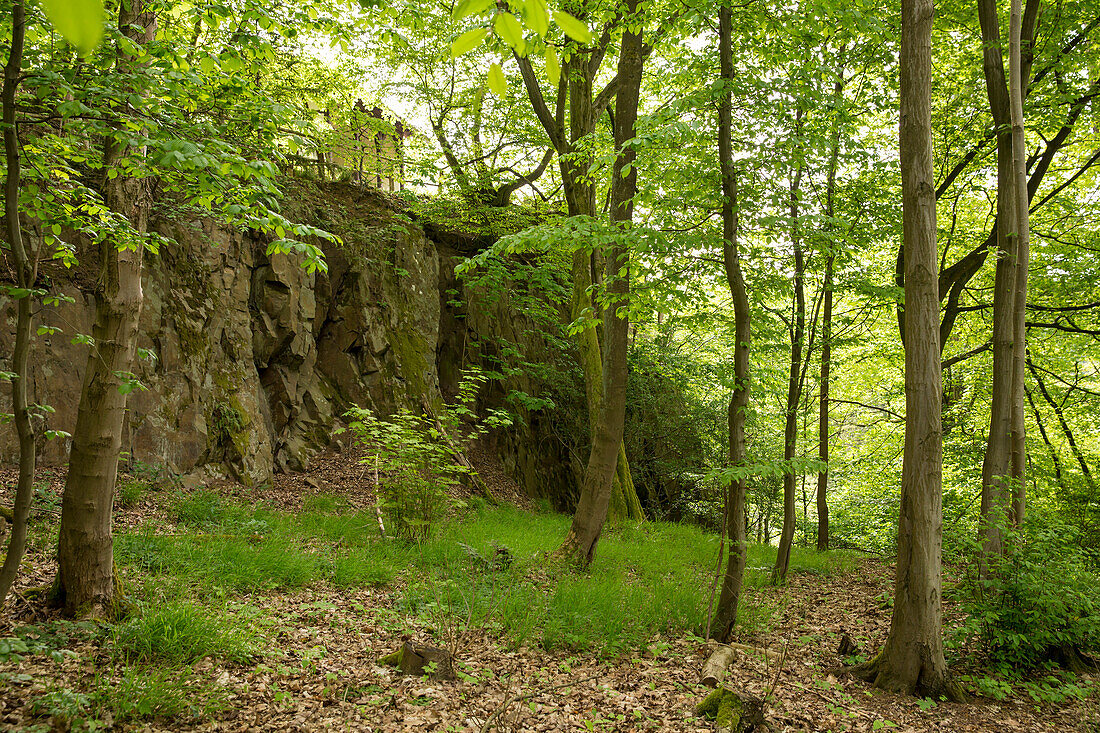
[
  {"left": 345, "top": 368, "right": 510, "bottom": 541},
  {"left": 956, "top": 517, "right": 1100, "bottom": 670}
]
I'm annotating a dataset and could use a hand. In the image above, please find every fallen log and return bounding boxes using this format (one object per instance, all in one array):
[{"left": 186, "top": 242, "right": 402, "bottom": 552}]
[
  {"left": 701, "top": 645, "right": 737, "bottom": 688},
  {"left": 696, "top": 686, "right": 765, "bottom": 733},
  {"left": 701, "top": 642, "right": 769, "bottom": 688}
]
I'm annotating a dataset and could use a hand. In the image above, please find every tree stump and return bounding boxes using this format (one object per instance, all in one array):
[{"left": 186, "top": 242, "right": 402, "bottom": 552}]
[
  {"left": 837, "top": 632, "right": 859, "bottom": 656},
  {"left": 696, "top": 686, "right": 765, "bottom": 733},
  {"left": 378, "top": 641, "right": 455, "bottom": 681}
]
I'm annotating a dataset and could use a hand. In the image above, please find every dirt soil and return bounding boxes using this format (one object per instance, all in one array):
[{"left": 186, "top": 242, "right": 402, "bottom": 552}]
[{"left": 0, "top": 449, "right": 1098, "bottom": 733}]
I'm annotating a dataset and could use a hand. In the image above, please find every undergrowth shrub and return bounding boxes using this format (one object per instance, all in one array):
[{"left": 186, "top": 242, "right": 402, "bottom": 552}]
[
  {"left": 955, "top": 517, "right": 1100, "bottom": 670},
  {"left": 345, "top": 367, "right": 510, "bottom": 541}
]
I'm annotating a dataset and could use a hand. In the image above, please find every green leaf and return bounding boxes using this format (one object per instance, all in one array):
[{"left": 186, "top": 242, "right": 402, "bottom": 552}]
[
  {"left": 494, "top": 12, "right": 525, "bottom": 50},
  {"left": 451, "top": 27, "right": 489, "bottom": 57},
  {"left": 487, "top": 62, "right": 506, "bottom": 97},
  {"left": 525, "top": 0, "right": 550, "bottom": 37},
  {"left": 545, "top": 46, "right": 560, "bottom": 86},
  {"left": 552, "top": 10, "right": 592, "bottom": 44},
  {"left": 452, "top": 0, "right": 492, "bottom": 21},
  {"left": 42, "top": 0, "right": 105, "bottom": 55}
]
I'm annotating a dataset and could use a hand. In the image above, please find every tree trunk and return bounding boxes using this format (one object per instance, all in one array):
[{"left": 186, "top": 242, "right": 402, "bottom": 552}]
[
  {"left": 555, "top": 56, "right": 643, "bottom": 526},
  {"left": 709, "top": 4, "right": 751, "bottom": 643},
  {"left": 560, "top": 4, "right": 643, "bottom": 564},
  {"left": 976, "top": 0, "right": 1016, "bottom": 568},
  {"left": 55, "top": 4, "right": 155, "bottom": 617},
  {"left": 847, "top": 0, "right": 963, "bottom": 699},
  {"left": 0, "top": 1, "right": 31, "bottom": 609},
  {"left": 513, "top": 31, "right": 644, "bottom": 524},
  {"left": 773, "top": 122, "right": 805, "bottom": 585},
  {"left": 1007, "top": 0, "right": 1030, "bottom": 526},
  {"left": 816, "top": 54, "right": 846, "bottom": 553},
  {"left": 977, "top": 0, "right": 1040, "bottom": 564}
]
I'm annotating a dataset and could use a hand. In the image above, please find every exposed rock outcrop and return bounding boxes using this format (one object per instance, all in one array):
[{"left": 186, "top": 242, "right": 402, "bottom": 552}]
[{"left": 0, "top": 180, "right": 577, "bottom": 503}]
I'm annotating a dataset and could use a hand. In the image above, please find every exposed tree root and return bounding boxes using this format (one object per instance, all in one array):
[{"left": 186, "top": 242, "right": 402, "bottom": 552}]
[{"left": 839, "top": 654, "right": 967, "bottom": 703}]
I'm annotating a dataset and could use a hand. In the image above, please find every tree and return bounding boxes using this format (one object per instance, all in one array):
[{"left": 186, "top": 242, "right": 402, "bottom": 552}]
[
  {"left": 816, "top": 53, "right": 846, "bottom": 552},
  {"left": 976, "top": 0, "right": 1038, "bottom": 569},
  {"left": 559, "top": 0, "right": 645, "bottom": 564},
  {"left": 846, "top": 0, "right": 963, "bottom": 698},
  {"left": 708, "top": 0, "right": 750, "bottom": 642},
  {"left": 56, "top": 0, "right": 157, "bottom": 616},
  {"left": 451, "top": 0, "right": 648, "bottom": 525},
  {"left": 0, "top": 0, "right": 29, "bottom": 608},
  {"left": 772, "top": 107, "right": 805, "bottom": 585},
  {"left": 42, "top": 0, "right": 335, "bottom": 615}
]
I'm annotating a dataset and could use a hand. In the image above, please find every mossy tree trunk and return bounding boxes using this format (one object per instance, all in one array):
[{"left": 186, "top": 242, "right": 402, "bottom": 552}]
[
  {"left": 513, "top": 28, "right": 643, "bottom": 525},
  {"left": 560, "top": 4, "right": 644, "bottom": 564},
  {"left": 0, "top": 1, "right": 31, "bottom": 609},
  {"left": 847, "top": 0, "right": 963, "bottom": 698},
  {"left": 55, "top": 4, "right": 154, "bottom": 617},
  {"left": 709, "top": 3, "right": 751, "bottom": 643}
]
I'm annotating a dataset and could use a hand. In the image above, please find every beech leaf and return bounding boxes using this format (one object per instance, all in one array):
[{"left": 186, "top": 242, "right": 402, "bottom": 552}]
[
  {"left": 525, "top": 0, "right": 550, "bottom": 37},
  {"left": 545, "top": 46, "right": 560, "bottom": 86},
  {"left": 451, "top": 0, "right": 491, "bottom": 20},
  {"left": 494, "top": 12, "right": 525, "bottom": 50},
  {"left": 487, "top": 62, "right": 507, "bottom": 97},
  {"left": 552, "top": 10, "right": 592, "bottom": 44},
  {"left": 451, "top": 27, "right": 489, "bottom": 57},
  {"left": 42, "top": 0, "right": 105, "bottom": 55}
]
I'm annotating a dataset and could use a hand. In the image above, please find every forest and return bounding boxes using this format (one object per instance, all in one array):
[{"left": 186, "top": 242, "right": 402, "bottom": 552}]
[{"left": 0, "top": 0, "right": 1098, "bottom": 729}]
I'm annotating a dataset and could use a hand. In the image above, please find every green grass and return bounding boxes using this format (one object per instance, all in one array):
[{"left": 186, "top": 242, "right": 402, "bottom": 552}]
[
  {"left": 113, "top": 599, "right": 260, "bottom": 665},
  {"left": 97, "top": 667, "right": 228, "bottom": 722},
  {"left": 117, "top": 491, "right": 861, "bottom": 657},
  {"left": 117, "top": 479, "right": 147, "bottom": 508}
]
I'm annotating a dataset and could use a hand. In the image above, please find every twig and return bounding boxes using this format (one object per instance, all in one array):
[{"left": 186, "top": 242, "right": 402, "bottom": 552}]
[{"left": 764, "top": 640, "right": 789, "bottom": 702}]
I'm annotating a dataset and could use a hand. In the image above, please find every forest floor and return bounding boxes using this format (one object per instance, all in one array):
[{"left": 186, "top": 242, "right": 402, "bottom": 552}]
[{"left": 0, "top": 448, "right": 1098, "bottom": 732}]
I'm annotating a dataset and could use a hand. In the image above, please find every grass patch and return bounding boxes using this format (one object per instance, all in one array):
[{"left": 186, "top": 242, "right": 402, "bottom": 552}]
[
  {"left": 117, "top": 479, "right": 147, "bottom": 509},
  {"left": 113, "top": 599, "right": 259, "bottom": 665},
  {"left": 119, "top": 493, "right": 861, "bottom": 657},
  {"left": 98, "top": 666, "right": 228, "bottom": 722}
]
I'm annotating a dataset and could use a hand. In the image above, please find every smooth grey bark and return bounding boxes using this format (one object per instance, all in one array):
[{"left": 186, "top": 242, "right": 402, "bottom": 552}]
[
  {"left": 1006, "top": 0, "right": 1031, "bottom": 526},
  {"left": 977, "top": 0, "right": 1040, "bottom": 569}
]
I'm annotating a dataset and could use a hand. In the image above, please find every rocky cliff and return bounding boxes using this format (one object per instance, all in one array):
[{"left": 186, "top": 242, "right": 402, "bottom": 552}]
[{"left": 0, "top": 179, "right": 579, "bottom": 502}]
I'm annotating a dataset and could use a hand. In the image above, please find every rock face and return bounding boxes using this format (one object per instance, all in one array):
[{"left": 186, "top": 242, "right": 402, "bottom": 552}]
[{"left": 0, "top": 180, "right": 576, "bottom": 501}]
